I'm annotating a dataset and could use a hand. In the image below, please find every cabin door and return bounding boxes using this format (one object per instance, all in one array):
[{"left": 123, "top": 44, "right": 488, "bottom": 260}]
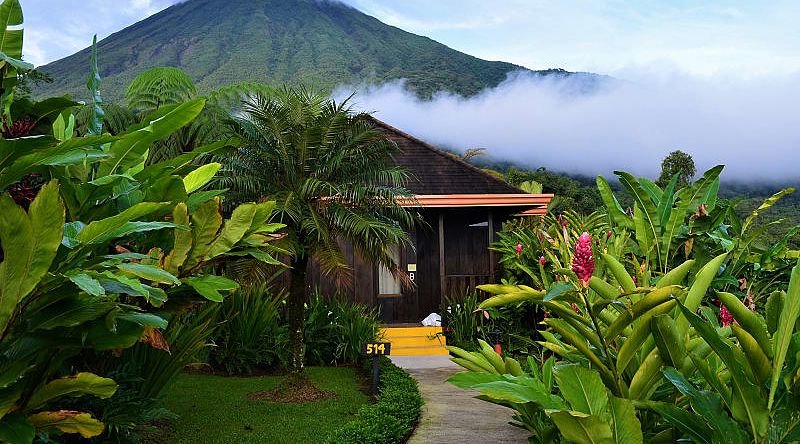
[{"left": 376, "top": 233, "right": 419, "bottom": 324}]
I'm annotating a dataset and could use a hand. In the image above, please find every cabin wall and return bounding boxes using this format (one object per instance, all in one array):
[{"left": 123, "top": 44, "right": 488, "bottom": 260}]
[{"left": 303, "top": 208, "right": 518, "bottom": 324}]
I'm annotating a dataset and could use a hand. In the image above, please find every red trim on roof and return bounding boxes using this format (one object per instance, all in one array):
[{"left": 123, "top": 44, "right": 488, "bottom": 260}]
[{"left": 399, "top": 193, "right": 553, "bottom": 208}]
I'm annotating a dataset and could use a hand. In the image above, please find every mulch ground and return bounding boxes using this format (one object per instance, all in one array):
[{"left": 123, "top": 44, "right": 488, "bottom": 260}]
[{"left": 246, "top": 376, "right": 337, "bottom": 403}]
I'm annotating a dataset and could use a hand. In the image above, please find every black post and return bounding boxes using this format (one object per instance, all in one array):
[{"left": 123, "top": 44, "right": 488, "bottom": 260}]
[{"left": 371, "top": 355, "right": 380, "bottom": 396}]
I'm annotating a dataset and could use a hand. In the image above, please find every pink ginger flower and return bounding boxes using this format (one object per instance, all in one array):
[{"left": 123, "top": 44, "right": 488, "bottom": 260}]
[
  {"left": 607, "top": 230, "right": 613, "bottom": 241},
  {"left": 539, "top": 256, "right": 547, "bottom": 266},
  {"left": 515, "top": 243, "right": 523, "bottom": 256},
  {"left": 719, "top": 305, "right": 734, "bottom": 327},
  {"left": 572, "top": 232, "right": 595, "bottom": 287}
]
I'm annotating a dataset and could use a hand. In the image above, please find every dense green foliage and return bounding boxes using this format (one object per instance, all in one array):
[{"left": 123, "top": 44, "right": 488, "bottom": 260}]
[
  {"left": 207, "top": 288, "right": 381, "bottom": 375},
  {"left": 33, "top": 0, "right": 601, "bottom": 102},
  {"left": 159, "top": 368, "right": 370, "bottom": 444},
  {"left": 449, "top": 165, "right": 800, "bottom": 443},
  {"left": 326, "top": 358, "right": 423, "bottom": 444}
]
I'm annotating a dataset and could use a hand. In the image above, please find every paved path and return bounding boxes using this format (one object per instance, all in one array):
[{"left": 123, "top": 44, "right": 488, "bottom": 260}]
[{"left": 391, "top": 356, "right": 530, "bottom": 444}]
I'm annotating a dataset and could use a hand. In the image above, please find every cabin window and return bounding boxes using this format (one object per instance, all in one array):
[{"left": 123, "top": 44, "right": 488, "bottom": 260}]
[{"left": 378, "top": 245, "right": 402, "bottom": 297}]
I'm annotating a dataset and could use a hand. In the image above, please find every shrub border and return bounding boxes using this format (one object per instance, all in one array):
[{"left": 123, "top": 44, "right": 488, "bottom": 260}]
[{"left": 326, "top": 357, "right": 423, "bottom": 443}]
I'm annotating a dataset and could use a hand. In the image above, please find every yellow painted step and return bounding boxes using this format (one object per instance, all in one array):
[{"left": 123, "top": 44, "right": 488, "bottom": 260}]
[
  {"left": 380, "top": 326, "right": 448, "bottom": 356},
  {"left": 387, "top": 335, "right": 446, "bottom": 348},
  {"left": 380, "top": 326, "right": 442, "bottom": 337},
  {"left": 391, "top": 346, "right": 450, "bottom": 356}
]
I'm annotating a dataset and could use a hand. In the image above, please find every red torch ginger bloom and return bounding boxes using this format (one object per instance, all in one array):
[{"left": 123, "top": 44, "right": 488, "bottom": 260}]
[
  {"left": 539, "top": 256, "right": 546, "bottom": 266},
  {"left": 515, "top": 243, "right": 523, "bottom": 256},
  {"left": 607, "top": 230, "right": 613, "bottom": 240},
  {"left": 572, "top": 232, "right": 595, "bottom": 287},
  {"left": 719, "top": 305, "right": 733, "bottom": 327}
]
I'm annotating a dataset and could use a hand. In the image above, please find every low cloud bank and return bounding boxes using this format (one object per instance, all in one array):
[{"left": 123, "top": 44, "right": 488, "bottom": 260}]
[{"left": 336, "top": 71, "right": 800, "bottom": 182}]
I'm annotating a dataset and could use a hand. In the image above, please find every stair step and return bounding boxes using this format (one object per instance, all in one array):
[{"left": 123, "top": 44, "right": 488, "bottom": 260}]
[
  {"left": 391, "top": 346, "right": 450, "bottom": 356},
  {"left": 380, "top": 326, "right": 448, "bottom": 356},
  {"left": 386, "top": 336, "right": 446, "bottom": 347},
  {"left": 380, "top": 326, "right": 442, "bottom": 337}
]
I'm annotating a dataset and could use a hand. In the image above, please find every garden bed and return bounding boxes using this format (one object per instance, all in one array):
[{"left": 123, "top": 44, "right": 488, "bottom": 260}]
[
  {"left": 150, "top": 367, "right": 370, "bottom": 443},
  {"left": 326, "top": 358, "right": 424, "bottom": 444}
]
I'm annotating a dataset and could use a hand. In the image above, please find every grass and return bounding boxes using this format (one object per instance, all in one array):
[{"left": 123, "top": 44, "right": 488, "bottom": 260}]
[{"left": 156, "top": 367, "right": 370, "bottom": 443}]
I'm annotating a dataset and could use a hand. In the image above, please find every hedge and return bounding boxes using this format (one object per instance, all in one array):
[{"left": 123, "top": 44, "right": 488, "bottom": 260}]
[{"left": 326, "top": 357, "right": 423, "bottom": 443}]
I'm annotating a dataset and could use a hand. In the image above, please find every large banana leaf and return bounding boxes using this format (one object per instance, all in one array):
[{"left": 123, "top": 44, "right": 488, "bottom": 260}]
[{"left": 0, "top": 181, "right": 64, "bottom": 330}]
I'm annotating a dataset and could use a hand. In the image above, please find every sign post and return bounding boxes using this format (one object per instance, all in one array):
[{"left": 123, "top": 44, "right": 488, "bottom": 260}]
[{"left": 362, "top": 341, "right": 391, "bottom": 396}]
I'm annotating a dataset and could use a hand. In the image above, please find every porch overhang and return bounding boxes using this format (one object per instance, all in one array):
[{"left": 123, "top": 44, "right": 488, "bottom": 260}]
[{"left": 398, "top": 193, "right": 552, "bottom": 215}]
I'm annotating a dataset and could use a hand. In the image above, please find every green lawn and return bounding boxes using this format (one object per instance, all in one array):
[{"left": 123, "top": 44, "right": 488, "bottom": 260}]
[{"left": 158, "top": 367, "right": 370, "bottom": 443}]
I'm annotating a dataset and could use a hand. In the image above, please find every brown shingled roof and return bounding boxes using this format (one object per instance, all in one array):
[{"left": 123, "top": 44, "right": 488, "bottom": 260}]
[{"left": 368, "top": 116, "right": 525, "bottom": 195}]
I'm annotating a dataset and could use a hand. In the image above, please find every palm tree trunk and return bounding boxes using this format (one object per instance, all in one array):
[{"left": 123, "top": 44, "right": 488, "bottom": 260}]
[{"left": 288, "top": 254, "right": 309, "bottom": 377}]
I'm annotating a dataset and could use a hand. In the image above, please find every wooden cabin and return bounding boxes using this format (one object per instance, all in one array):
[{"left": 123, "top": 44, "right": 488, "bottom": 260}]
[{"left": 310, "top": 118, "right": 552, "bottom": 324}]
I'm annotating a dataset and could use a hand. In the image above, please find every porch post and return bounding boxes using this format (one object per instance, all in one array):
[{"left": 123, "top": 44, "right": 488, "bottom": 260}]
[
  {"left": 488, "top": 211, "right": 495, "bottom": 282},
  {"left": 438, "top": 213, "right": 446, "bottom": 298}
]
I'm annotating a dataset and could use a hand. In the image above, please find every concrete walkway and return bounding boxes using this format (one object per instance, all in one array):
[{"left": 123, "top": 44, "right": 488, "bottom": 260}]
[{"left": 391, "top": 356, "right": 530, "bottom": 444}]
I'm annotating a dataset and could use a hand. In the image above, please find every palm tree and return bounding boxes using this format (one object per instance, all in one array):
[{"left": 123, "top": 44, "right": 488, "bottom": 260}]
[{"left": 221, "top": 87, "right": 420, "bottom": 376}]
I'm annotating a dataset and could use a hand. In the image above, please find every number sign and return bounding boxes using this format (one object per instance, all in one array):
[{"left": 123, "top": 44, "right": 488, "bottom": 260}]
[{"left": 362, "top": 342, "right": 391, "bottom": 356}]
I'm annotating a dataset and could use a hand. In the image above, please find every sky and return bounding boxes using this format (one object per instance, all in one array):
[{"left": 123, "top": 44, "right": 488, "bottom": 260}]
[
  {"left": 24, "top": 0, "right": 800, "bottom": 77},
  {"left": 21, "top": 0, "right": 800, "bottom": 180}
]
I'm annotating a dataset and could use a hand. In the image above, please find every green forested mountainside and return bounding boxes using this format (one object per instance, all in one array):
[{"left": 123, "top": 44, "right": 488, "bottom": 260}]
[{"left": 35, "top": 0, "right": 599, "bottom": 103}]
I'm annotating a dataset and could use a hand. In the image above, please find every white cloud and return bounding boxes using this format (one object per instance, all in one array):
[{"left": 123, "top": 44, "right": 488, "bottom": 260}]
[{"left": 338, "top": 71, "right": 800, "bottom": 181}]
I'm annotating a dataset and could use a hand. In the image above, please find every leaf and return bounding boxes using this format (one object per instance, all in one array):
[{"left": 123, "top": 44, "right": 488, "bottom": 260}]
[
  {"left": 99, "top": 99, "right": 206, "bottom": 176},
  {"left": 183, "top": 162, "right": 221, "bottom": 193},
  {"left": 27, "top": 373, "right": 117, "bottom": 410},
  {"left": 64, "top": 271, "right": 104, "bottom": 296},
  {"left": 0, "top": 181, "right": 65, "bottom": 330},
  {"left": 28, "top": 294, "right": 114, "bottom": 331},
  {"left": 163, "top": 203, "right": 192, "bottom": 275},
  {"left": 543, "top": 282, "right": 575, "bottom": 302},
  {"left": 472, "top": 379, "right": 566, "bottom": 410},
  {"left": 662, "top": 367, "right": 748, "bottom": 444},
  {"left": 27, "top": 411, "right": 105, "bottom": 439},
  {"left": 117, "top": 312, "right": 168, "bottom": 329},
  {"left": 741, "top": 188, "right": 795, "bottom": 235},
  {"left": 608, "top": 397, "right": 643, "bottom": 444},
  {"left": 117, "top": 263, "right": 180, "bottom": 285},
  {"left": 642, "top": 401, "right": 712, "bottom": 444},
  {"left": 676, "top": 301, "right": 769, "bottom": 436},
  {"left": 76, "top": 202, "right": 169, "bottom": 245},
  {"left": 86, "top": 34, "right": 104, "bottom": 136},
  {"left": 597, "top": 176, "right": 633, "bottom": 229},
  {"left": 651, "top": 314, "right": 685, "bottom": 367},
  {"left": 616, "top": 170, "right": 662, "bottom": 265},
  {"left": 182, "top": 275, "right": 238, "bottom": 302},
  {"left": 184, "top": 197, "right": 223, "bottom": 269},
  {"left": 770, "top": 261, "right": 800, "bottom": 409},
  {"left": 205, "top": 203, "right": 257, "bottom": 259},
  {"left": 553, "top": 365, "right": 608, "bottom": 415},
  {"left": 549, "top": 411, "right": 614, "bottom": 444},
  {"left": 676, "top": 252, "right": 727, "bottom": 336},
  {"left": 0, "top": 413, "right": 34, "bottom": 444}
]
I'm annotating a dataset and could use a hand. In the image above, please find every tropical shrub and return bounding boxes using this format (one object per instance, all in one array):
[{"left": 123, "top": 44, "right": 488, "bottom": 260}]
[
  {"left": 208, "top": 284, "right": 287, "bottom": 375},
  {"left": 0, "top": 11, "right": 285, "bottom": 440},
  {"left": 450, "top": 166, "right": 800, "bottom": 442},
  {"left": 304, "top": 292, "right": 382, "bottom": 367},
  {"left": 441, "top": 291, "right": 540, "bottom": 358},
  {"left": 326, "top": 357, "right": 423, "bottom": 444}
]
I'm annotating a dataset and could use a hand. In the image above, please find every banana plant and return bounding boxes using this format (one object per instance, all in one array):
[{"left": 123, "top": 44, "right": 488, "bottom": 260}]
[{"left": 597, "top": 166, "right": 724, "bottom": 273}]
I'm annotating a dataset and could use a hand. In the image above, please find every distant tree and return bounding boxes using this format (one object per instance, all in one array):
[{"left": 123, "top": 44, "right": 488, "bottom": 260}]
[{"left": 657, "top": 150, "right": 696, "bottom": 188}]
